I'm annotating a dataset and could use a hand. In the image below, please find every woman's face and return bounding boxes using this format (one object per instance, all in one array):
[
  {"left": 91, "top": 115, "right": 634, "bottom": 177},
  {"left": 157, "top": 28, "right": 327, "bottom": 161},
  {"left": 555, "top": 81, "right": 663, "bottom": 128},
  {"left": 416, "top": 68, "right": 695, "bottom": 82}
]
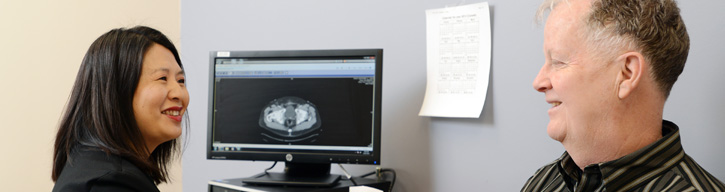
[{"left": 133, "top": 43, "right": 189, "bottom": 153}]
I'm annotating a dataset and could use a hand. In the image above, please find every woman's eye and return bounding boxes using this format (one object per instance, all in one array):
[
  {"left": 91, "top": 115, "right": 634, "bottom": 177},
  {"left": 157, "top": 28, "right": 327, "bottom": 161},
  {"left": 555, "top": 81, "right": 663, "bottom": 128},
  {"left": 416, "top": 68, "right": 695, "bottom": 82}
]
[
  {"left": 178, "top": 79, "right": 185, "bottom": 84},
  {"left": 158, "top": 77, "right": 167, "bottom": 81}
]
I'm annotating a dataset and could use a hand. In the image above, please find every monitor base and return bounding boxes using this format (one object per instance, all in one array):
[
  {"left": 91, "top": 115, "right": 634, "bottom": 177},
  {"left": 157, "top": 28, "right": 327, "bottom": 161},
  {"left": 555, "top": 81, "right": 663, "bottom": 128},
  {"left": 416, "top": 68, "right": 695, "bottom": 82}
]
[{"left": 241, "top": 172, "right": 341, "bottom": 187}]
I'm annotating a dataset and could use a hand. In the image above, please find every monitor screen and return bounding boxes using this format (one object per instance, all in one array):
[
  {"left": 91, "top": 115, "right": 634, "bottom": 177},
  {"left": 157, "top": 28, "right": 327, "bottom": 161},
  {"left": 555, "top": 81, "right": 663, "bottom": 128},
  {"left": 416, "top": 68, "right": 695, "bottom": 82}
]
[{"left": 207, "top": 49, "right": 382, "bottom": 166}]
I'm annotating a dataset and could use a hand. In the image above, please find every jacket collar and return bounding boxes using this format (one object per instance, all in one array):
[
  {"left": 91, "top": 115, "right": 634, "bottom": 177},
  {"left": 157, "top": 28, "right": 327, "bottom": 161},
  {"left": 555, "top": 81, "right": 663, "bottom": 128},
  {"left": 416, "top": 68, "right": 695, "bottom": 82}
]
[{"left": 557, "top": 120, "right": 684, "bottom": 191}]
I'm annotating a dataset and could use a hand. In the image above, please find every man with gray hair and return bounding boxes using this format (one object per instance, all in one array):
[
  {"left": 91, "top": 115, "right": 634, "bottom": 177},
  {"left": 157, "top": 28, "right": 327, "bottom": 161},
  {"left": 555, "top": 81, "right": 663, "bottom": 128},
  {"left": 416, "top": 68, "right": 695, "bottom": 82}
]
[{"left": 522, "top": 0, "right": 725, "bottom": 191}]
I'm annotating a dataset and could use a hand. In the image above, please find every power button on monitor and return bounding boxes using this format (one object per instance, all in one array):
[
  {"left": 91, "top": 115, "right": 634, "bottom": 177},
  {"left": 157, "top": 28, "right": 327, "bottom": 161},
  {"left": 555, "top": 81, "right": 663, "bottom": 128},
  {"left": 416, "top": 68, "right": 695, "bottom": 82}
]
[{"left": 286, "top": 154, "right": 293, "bottom": 161}]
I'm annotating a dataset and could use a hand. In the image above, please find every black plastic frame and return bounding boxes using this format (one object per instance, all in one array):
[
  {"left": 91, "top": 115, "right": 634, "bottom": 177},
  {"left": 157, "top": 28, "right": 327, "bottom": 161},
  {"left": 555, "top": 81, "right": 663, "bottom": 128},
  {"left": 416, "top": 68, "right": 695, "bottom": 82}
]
[{"left": 206, "top": 49, "right": 383, "bottom": 165}]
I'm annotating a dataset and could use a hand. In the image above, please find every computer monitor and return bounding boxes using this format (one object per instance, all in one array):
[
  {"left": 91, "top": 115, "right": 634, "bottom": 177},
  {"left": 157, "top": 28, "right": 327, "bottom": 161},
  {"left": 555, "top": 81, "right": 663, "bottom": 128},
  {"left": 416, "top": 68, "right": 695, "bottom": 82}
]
[{"left": 207, "top": 49, "right": 383, "bottom": 186}]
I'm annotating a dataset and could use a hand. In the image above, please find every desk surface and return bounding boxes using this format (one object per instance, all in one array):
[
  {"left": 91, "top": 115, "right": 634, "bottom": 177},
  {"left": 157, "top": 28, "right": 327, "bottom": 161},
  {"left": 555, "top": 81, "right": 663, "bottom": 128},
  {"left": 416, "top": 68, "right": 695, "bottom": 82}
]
[{"left": 209, "top": 177, "right": 391, "bottom": 192}]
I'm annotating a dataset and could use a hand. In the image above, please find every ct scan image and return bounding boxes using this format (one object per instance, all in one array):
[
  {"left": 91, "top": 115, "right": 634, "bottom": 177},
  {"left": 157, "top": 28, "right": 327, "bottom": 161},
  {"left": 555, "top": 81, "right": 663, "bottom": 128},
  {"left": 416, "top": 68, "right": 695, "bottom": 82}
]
[
  {"left": 213, "top": 77, "right": 373, "bottom": 147},
  {"left": 259, "top": 96, "right": 322, "bottom": 142}
]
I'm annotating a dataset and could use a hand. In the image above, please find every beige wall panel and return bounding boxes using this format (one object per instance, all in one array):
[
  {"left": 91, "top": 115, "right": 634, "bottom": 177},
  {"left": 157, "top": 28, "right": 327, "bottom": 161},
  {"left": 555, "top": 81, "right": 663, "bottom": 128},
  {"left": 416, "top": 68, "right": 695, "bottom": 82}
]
[{"left": 0, "top": 0, "right": 182, "bottom": 191}]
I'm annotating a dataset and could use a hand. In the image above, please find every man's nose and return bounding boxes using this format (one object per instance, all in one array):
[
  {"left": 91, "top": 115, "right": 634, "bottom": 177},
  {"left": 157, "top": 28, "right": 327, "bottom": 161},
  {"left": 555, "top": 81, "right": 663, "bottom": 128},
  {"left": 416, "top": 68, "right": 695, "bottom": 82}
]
[{"left": 533, "top": 64, "right": 551, "bottom": 93}]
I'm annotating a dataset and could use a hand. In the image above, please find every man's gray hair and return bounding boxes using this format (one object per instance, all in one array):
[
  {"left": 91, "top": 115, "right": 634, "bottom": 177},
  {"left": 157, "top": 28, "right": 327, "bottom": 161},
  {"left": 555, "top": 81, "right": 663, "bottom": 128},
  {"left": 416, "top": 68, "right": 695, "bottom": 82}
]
[{"left": 536, "top": 0, "right": 689, "bottom": 98}]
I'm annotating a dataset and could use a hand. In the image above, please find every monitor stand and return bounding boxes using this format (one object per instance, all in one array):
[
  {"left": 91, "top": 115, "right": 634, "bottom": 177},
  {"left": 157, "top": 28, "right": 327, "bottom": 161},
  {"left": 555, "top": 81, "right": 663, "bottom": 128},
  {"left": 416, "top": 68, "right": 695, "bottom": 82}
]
[{"left": 241, "top": 162, "right": 341, "bottom": 187}]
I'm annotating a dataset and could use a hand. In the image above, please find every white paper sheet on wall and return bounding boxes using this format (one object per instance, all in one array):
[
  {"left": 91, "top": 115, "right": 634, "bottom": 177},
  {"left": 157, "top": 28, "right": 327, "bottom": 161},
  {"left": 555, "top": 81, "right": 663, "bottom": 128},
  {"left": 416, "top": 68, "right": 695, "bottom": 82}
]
[{"left": 419, "top": 2, "right": 491, "bottom": 118}]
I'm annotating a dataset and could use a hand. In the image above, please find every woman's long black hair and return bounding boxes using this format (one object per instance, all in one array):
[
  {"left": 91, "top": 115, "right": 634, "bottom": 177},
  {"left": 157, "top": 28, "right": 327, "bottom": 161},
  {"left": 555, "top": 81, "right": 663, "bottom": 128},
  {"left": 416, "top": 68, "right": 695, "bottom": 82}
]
[{"left": 52, "top": 26, "right": 186, "bottom": 184}]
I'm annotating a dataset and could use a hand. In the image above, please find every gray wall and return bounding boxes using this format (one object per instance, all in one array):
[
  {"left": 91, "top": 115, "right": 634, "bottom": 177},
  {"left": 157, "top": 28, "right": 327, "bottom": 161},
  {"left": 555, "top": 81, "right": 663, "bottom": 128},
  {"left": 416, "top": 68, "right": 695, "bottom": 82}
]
[{"left": 180, "top": 0, "right": 725, "bottom": 191}]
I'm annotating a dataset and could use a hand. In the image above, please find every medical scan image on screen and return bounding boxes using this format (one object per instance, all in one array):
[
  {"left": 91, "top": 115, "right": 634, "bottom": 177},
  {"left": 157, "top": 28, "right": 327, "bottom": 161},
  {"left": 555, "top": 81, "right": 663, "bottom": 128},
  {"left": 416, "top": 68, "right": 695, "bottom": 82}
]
[
  {"left": 259, "top": 96, "right": 321, "bottom": 142},
  {"left": 210, "top": 54, "right": 377, "bottom": 155}
]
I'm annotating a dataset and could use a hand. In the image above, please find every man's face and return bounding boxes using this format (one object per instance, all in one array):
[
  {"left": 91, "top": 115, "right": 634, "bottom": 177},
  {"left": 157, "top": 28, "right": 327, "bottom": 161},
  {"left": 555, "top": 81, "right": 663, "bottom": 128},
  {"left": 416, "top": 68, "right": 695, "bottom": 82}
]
[{"left": 533, "top": 0, "right": 620, "bottom": 146}]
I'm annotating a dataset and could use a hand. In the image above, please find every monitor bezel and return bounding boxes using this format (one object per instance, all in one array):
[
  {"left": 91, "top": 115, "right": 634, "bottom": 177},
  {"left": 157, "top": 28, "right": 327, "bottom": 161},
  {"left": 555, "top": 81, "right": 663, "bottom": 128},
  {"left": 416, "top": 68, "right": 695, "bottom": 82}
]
[{"left": 206, "top": 49, "right": 383, "bottom": 165}]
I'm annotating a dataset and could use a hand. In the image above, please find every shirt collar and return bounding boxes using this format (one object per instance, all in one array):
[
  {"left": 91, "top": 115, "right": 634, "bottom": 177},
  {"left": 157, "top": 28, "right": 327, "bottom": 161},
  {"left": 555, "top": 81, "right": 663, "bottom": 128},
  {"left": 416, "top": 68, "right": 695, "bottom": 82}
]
[{"left": 556, "top": 120, "right": 685, "bottom": 191}]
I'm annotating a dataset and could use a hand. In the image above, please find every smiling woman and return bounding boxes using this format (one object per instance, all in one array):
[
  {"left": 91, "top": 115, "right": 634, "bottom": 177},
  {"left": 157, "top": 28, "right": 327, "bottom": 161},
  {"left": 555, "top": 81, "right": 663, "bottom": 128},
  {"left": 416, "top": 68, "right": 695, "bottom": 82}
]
[
  {"left": 51, "top": 26, "right": 189, "bottom": 192},
  {"left": 133, "top": 43, "right": 189, "bottom": 155}
]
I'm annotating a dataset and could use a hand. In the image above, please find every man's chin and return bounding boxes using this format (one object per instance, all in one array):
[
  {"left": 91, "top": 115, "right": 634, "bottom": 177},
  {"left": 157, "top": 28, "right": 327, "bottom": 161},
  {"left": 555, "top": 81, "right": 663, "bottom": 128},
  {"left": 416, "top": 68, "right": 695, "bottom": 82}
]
[{"left": 546, "top": 123, "right": 566, "bottom": 142}]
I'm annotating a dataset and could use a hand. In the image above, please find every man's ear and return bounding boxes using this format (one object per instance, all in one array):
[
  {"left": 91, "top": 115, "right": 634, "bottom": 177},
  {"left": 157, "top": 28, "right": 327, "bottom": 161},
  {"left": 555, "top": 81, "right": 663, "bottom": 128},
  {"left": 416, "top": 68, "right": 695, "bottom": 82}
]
[{"left": 617, "top": 52, "right": 645, "bottom": 99}]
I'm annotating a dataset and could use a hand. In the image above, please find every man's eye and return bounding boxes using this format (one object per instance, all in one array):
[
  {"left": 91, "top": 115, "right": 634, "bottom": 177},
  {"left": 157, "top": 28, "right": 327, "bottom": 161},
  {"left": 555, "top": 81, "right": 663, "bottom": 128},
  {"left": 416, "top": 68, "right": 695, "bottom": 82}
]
[
  {"left": 552, "top": 61, "right": 566, "bottom": 66},
  {"left": 178, "top": 79, "right": 185, "bottom": 84},
  {"left": 158, "top": 77, "right": 167, "bottom": 81}
]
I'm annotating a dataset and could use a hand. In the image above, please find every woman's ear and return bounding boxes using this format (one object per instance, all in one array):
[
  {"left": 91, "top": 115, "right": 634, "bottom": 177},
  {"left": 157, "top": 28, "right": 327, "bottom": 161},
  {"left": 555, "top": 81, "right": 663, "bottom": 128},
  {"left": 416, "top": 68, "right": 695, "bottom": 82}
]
[{"left": 616, "top": 52, "right": 646, "bottom": 99}]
